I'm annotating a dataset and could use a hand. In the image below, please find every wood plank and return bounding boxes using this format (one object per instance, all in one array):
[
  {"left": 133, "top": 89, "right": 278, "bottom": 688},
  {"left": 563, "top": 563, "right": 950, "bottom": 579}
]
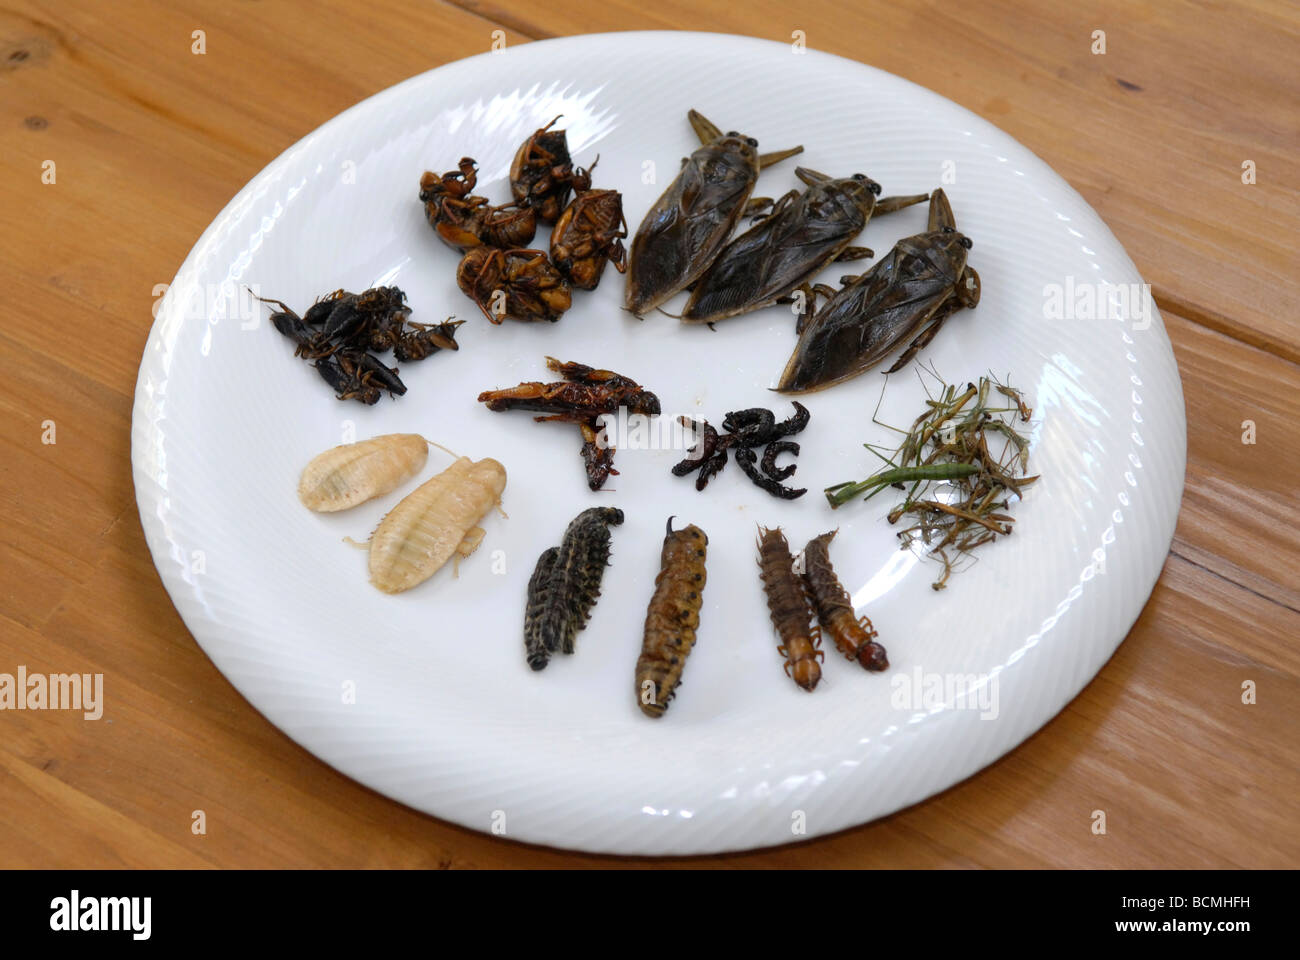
[
  {"left": 446, "top": 0, "right": 1300, "bottom": 362},
  {"left": 1164, "top": 312, "right": 1300, "bottom": 620}
]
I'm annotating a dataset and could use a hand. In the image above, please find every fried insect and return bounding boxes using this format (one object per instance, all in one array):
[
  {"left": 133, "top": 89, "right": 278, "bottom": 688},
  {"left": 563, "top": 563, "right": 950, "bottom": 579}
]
[
  {"left": 366, "top": 451, "right": 506, "bottom": 594},
  {"left": 671, "top": 402, "right": 810, "bottom": 497},
  {"left": 313, "top": 349, "right": 406, "bottom": 405},
  {"left": 757, "top": 526, "right": 822, "bottom": 692},
  {"left": 551, "top": 184, "right": 628, "bottom": 290},
  {"left": 393, "top": 318, "right": 464, "bottom": 363},
  {"left": 636, "top": 518, "right": 708, "bottom": 718},
  {"left": 479, "top": 202, "right": 539, "bottom": 249},
  {"left": 735, "top": 446, "right": 805, "bottom": 499},
  {"left": 478, "top": 357, "right": 661, "bottom": 418},
  {"left": 523, "top": 507, "right": 624, "bottom": 670},
  {"left": 802, "top": 530, "right": 888, "bottom": 671},
  {"left": 777, "top": 189, "right": 981, "bottom": 393},
  {"left": 624, "top": 109, "right": 803, "bottom": 316},
  {"left": 580, "top": 419, "right": 618, "bottom": 490},
  {"left": 681, "top": 169, "right": 927, "bottom": 324},
  {"left": 298, "top": 434, "right": 429, "bottom": 513},
  {"left": 420, "top": 158, "right": 540, "bottom": 252},
  {"left": 478, "top": 358, "right": 661, "bottom": 491},
  {"left": 761, "top": 440, "right": 799, "bottom": 481},
  {"left": 456, "top": 246, "right": 572, "bottom": 324},
  {"left": 523, "top": 547, "right": 560, "bottom": 671},
  {"left": 313, "top": 355, "right": 378, "bottom": 404},
  {"left": 509, "top": 116, "right": 592, "bottom": 224},
  {"left": 257, "top": 286, "right": 456, "bottom": 404}
]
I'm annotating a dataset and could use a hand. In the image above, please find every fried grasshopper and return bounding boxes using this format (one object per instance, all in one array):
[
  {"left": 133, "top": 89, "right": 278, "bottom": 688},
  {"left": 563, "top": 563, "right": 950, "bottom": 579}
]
[
  {"left": 477, "top": 358, "right": 661, "bottom": 490},
  {"left": 624, "top": 109, "right": 803, "bottom": 316},
  {"left": 776, "top": 189, "right": 981, "bottom": 393},
  {"left": 680, "top": 168, "right": 927, "bottom": 324}
]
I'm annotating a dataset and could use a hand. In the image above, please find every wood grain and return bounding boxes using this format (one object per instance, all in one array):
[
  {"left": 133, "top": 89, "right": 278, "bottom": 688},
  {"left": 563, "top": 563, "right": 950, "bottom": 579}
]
[{"left": 0, "top": 0, "right": 1296, "bottom": 868}]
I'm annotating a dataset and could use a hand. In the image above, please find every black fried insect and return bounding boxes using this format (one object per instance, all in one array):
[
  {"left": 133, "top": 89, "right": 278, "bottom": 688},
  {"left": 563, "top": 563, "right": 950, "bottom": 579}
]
[
  {"left": 636, "top": 518, "right": 708, "bottom": 718},
  {"left": 671, "top": 418, "right": 718, "bottom": 472},
  {"left": 314, "top": 355, "right": 379, "bottom": 405},
  {"left": 735, "top": 446, "right": 806, "bottom": 499},
  {"left": 694, "top": 447, "right": 729, "bottom": 490},
  {"left": 722, "top": 407, "right": 776, "bottom": 447},
  {"left": 256, "top": 286, "right": 459, "bottom": 404},
  {"left": 301, "top": 289, "right": 349, "bottom": 326},
  {"left": 393, "top": 319, "right": 464, "bottom": 362},
  {"left": 774, "top": 402, "right": 811, "bottom": 437},
  {"left": 671, "top": 402, "right": 811, "bottom": 497},
  {"left": 523, "top": 507, "right": 624, "bottom": 671},
  {"left": 761, "top": 440, "right": 800, "bottom": 481},
  {"left": 312, "top": 349, "right": 405, "bottom": 405},
  {"left": 523, "top": 547, "right": 560, "bottom": 671}
]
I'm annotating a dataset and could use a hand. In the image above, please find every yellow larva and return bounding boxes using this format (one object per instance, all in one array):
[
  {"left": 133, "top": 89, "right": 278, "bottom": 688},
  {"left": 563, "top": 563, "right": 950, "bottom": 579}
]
[
  {"left": 367, "top": 455, "right": 507, "bottom": 594},
  {"left": 298, "top": 434, "right": 428, "bottom": 512}
]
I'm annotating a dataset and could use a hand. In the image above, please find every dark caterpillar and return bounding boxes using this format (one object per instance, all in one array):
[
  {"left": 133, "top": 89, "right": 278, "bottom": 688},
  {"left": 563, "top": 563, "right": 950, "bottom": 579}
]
[
  {"left": 523, "top": 547, "right": 560, "bottom": 670},
  {"left": 802, "top": 530, "right": 888, "bottom": 671},
  {"left": 635, "top": 518, "right": 707, "bottom": 718},
  {"left": 757, "top": 526, "right": 822, "bottom": 691},
  {"left": 523, "top": 507, "right": 623, "bottom": 670}
]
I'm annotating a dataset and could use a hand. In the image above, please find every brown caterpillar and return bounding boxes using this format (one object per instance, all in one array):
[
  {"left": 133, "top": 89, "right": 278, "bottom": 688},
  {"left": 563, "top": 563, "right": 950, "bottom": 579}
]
[
  {"left": 802, "top": 530, "right": 888, "bottom": 671},
  {"left": 757, "top": 526, "right": 822, "bottom": 691},
  {"left": 524, "top": 507, "right": 623, "bottom": 671},
  {"left": 635, "top": 518, "right": 708, "bottom": 718}
]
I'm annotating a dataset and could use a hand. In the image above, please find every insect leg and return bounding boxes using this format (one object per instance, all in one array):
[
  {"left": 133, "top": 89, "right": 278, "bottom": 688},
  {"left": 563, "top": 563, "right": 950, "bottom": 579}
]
[
  {"left": 884, "top": 305, "right": 959, "bottom": 375},
  {"left": 835, "top": 246, "right": 874, "bottom": 262},
  {"left": 872, "top": 192, "right": 930, "bottom": 215},
  {"left": 450, "top": 526, "right": 486, "bottom": 578}
]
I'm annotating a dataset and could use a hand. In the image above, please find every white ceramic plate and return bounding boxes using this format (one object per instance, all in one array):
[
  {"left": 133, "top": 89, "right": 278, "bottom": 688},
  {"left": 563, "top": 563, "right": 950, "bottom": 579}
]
[{"left": 132, "top": 32, "right": 1185, "bottom": 855}]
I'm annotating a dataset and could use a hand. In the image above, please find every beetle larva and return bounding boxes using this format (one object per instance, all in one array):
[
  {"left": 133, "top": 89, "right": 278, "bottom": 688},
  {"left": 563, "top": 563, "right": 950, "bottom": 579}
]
[
  {"left": 802, "top": 530, "right": 888, "bottom": 671},
  {"left": 636, "top": 518, "right": 708, "bottom": 718},
  {"left": 298, "top": 433, "right": 428, "bottom": 512},
  {"left": 525, "top": 507, "right": 624, "bottom": 670},
  {"left": 523, "top": 547, "right": 560, "bottom": 671},
  {"left": 757, "top": 526, "right": 822, "bottom": 691},
  {"left": 367, "top": 453, "right": 507, "bottom": 594}
]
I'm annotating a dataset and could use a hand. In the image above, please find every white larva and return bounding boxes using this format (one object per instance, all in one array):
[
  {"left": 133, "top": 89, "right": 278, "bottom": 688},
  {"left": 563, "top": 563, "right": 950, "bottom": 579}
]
[
  {"left": 367, "top": 455, "right": 507, "bottom": 594},
  {"left": 298, "top": 433, "right": 429, "bottom": 512}
]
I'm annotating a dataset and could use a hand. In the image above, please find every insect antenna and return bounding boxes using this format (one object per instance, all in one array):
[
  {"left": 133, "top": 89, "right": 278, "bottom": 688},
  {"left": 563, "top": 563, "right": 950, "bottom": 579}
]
[{"left": 421, "top": 438, "right": 462, "bottom": 460}]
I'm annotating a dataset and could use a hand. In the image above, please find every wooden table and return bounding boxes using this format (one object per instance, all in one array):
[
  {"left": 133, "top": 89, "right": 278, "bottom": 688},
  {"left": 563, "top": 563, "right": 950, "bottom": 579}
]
[{"left": 1, "top": 0, "right": 1296, "bottom": 868}]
